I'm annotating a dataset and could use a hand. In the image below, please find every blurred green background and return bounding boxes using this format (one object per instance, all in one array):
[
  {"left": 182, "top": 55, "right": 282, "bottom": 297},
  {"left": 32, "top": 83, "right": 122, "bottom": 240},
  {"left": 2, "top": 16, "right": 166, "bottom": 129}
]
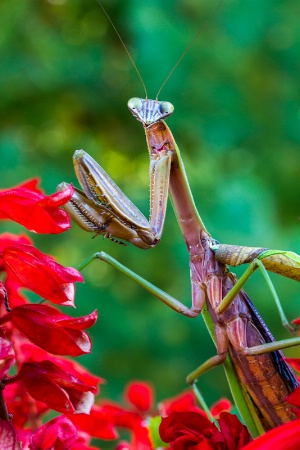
[{"left": 0, "top": 0, "right": 299, "bottom": 440}]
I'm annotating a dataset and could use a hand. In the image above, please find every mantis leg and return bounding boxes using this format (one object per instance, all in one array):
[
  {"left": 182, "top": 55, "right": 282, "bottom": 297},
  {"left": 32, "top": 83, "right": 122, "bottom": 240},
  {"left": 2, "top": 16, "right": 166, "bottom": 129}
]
[
  {"left": 186, "top": 334, "right": 300, "bottom": 381},
  {"left": 79, "top": 251, "right": 263, "bottom": 434},
  {"left": 186, "top": 354, "right": 227, "bottom": 383},
  {"left": 216, "top": 260, "right": 293, "bottom": 331},
  {"left": 58, "top": 148, "right": 173, "bottom": 249},
  {"left": 59, "top": 148, "right": 207, "bottom": 316},
  {"left": 242, "top": 336, "right": 300, "bottom": 356},
  {"left": 78, "top": 251, "right": 203, "bottom": 318},
  {"left": 185, "top": 319, "right": 266, "bottom": 437},
  {"left": 213, "top": 244, "right": 300, "bottom": 332}
]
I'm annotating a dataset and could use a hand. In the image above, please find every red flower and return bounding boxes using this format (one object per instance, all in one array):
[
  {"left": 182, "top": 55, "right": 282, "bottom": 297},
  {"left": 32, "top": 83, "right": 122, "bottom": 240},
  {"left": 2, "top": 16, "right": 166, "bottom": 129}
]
[
  {"left": 159, "top": 410, "right": 252, "bottom": 450},
  {"left": 0, "top": 419, "right": 20, "bottom": 450},
  {"left": 29, "top": 415, "right": 78, "bottom": 450},
  {"left": 0, "top": 179, "right": 74, "bottom": 234},
  {"left": 242, "top": 418, "right": 300, "bottom": 450},
  {"left": 70, "top": 382, "right": 230, "bottom": 449},
  {"left": 0, "top": 304, "right": 97, "bottom": 356},
  {"left": 2, "top": 244, "right": 83, "bottom": 306},
  {"left": 18, "top": 361, "right": 95, "bottom": 414}
]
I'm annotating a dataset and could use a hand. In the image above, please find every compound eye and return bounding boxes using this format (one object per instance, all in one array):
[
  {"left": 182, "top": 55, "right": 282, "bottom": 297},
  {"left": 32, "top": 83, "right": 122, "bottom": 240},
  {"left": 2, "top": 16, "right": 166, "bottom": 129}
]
[
  {"left": 128, "top": 97, "right": 143, "bottom": 111},
  {"left": 159, "top": 101, "right": 174, "bottom": 116}
]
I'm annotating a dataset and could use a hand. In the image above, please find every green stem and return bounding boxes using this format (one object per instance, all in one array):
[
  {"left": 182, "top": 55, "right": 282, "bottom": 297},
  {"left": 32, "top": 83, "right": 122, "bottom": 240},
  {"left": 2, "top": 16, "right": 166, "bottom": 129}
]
[{"left": 192, "top": 383, "right": 216, "bottom": 425}]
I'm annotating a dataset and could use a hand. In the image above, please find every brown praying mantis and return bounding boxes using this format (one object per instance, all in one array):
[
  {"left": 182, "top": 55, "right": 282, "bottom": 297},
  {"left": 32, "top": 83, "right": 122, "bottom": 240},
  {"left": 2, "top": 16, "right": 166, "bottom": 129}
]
[{"left": 57, "top": 1, "right": 300, "bottom": 438}]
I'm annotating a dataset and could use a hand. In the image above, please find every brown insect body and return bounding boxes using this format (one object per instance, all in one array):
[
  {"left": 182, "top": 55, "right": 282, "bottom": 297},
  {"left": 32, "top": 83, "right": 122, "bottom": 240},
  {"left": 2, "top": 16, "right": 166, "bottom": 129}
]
[
  {"left": 145, "top": 118, "right": 299, "bottom": 430},
  {"left": 63, "top": 99, "right": 299, "bottom": 431}
]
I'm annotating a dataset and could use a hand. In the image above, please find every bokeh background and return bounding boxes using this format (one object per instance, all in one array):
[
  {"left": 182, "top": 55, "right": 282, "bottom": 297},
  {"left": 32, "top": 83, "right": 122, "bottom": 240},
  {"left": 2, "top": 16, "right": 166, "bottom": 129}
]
[{"left": 1, "top": 0, "right": 299, "bottom": 445}]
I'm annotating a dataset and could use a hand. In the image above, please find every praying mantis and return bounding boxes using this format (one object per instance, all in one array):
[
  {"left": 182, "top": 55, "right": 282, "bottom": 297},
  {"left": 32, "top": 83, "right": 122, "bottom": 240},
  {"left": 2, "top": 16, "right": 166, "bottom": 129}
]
[{"left": 57, "top": 0, "right": 300, "bottom": 438}]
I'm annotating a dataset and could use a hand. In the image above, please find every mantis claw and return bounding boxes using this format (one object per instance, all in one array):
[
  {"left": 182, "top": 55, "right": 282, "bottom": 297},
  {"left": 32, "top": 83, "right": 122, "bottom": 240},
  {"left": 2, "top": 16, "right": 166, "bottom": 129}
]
[{"left": 58, "top": 145, "right": 172, "bottom": 250}]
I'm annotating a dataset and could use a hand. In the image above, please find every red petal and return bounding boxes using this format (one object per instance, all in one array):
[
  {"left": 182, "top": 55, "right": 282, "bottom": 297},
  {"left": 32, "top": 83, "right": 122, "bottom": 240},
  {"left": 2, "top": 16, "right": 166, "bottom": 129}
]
[
  {"left": 69, "top": 405, "right": 119, "bottom": 440},
  {"left": 0, "top": 232, "right": 33, "bottom": 253},
  {"left": 0, "top": 419, "right": 20, "bottom": 450},
  {"left": 20, "top": 361, "right": 95, "bottom": 414},
  {"left": 159, "top": 411, "right": 216, "bottom": 444},
  {"left": 38, "top": 184, "right": 74, "bottom": 207},
  {"left": 3, "top": 245, "right": 83, "bottom": 306},
  {"left": 159, "top": 391, "right": 201, "bottom": 416},
  {"left": 65, "top": 389, "right": 95, "bottom": 415},
  {"left": 0, "top": 178, "right": 43, "bottom": 194},
  {"left": 17, "top": 341, "right": 103, "bottom": 394},
  {"left": 7, "top": 305, "right": 94, "bottom": 356},
  {"left": 0, "top": 337, "right": 15, "bottom": 378},
  {"left": 52, "top": 357, "right": 103, "bottom": 394},
  {"left": 20, "top": 366, "right": 75, "bottom": 414},
  {"left": 30, "top": 415, "right": 77, "bottom": 450},
  {"left": 3, "top": 382, "right": 48, "bottom": 428},
  {"left": 286, "top": 386, "right": 300, "bottom": 408},
  {"left": 286, "top": 358, "right": 300, "bottom": 374},
  {"left": 210, "top": 398, "right": 232, "bottom": 417},
  {"left": 218, "top": 412, "right": 252, "bottom": 449},
  {"left": 125, "top": 381, "right": 154, "bottom": 412},
  {"left": 242, "top": 418, "right": 300, "bottom": 450},
  {"left": 0, "top": 181, "right": 73, "bottom": 234},
  {"left": 56, "top": 309, "right": 98, "bottom": 330}
]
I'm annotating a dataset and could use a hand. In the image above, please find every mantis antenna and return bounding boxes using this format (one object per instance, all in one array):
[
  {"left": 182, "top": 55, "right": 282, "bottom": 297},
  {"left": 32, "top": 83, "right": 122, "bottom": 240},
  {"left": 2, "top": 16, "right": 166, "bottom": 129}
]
[
  {"left": 96, "top": 0, "right": 148, "bottom": 99},
  {"left": 156, "top": 0, "right": 225, "bottom": 100},
  {"left": 96, "top": 0, "right": 224, "bottom": 100}
]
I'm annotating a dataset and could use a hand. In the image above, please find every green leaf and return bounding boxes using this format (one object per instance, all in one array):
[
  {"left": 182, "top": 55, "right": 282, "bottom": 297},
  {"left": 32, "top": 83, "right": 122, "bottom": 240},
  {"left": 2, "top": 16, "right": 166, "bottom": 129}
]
[{"left": 148, "top": 415, "right": 168, "bottom": 449}]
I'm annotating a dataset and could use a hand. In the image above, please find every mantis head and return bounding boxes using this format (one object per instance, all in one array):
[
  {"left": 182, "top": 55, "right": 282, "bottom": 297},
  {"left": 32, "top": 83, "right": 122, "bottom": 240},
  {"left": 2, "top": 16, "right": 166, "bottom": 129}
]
[{"left": 128, "top": 98, "right": 174, "bottom": 127}]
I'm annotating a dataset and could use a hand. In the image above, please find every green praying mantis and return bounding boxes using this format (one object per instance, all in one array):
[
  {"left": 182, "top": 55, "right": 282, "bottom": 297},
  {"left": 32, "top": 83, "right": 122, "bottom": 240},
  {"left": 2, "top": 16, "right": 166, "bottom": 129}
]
[{"left": 57, "top": 1, "right": 300, "bottom": 438}]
